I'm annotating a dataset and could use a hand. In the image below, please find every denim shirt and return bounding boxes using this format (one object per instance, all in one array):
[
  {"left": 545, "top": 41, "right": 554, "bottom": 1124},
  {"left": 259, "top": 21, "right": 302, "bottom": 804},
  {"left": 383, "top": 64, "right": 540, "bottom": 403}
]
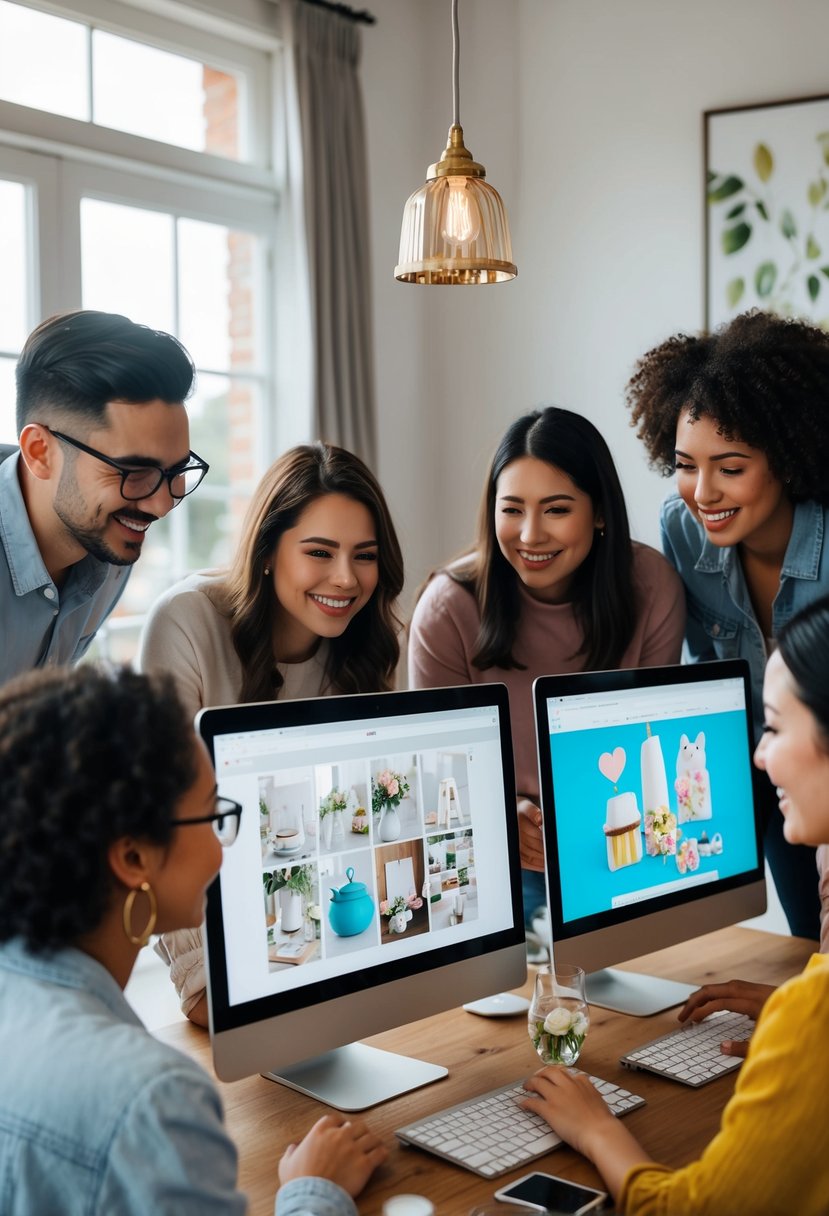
[
  {"left": 0, "top": 448, "right": 129, "bottom": 683},
  {"left": 0, "top": 941, "right": 356, "bottom": 1216},
  {"left": 660, "top": 491, "right": 829, "bottom": 740}
]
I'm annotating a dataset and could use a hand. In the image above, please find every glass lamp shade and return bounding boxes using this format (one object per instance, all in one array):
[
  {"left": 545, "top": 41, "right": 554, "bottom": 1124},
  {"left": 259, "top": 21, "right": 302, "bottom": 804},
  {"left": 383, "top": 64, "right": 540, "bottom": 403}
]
[{"left": 395, "top": 174, "right": 517, "bottom": 285}]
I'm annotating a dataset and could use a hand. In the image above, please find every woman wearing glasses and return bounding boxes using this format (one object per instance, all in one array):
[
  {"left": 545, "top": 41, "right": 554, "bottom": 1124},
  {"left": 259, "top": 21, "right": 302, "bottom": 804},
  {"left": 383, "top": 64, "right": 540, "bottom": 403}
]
[
  {"left": 139, "top": 441, "right": 404, "bottom": 1022},
  {"left": 0, "top": 665, "right": 386, "bottom": 1215}
]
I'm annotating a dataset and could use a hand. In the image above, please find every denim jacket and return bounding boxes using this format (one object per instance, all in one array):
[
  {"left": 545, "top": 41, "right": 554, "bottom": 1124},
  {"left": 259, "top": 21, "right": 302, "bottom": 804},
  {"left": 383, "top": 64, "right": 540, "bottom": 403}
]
[
  {"left": 660, "top": 492, "right": 829, "bottom": 740},
  {"left": 0, "top": 941, "right": 356, "bottom": 1216}
]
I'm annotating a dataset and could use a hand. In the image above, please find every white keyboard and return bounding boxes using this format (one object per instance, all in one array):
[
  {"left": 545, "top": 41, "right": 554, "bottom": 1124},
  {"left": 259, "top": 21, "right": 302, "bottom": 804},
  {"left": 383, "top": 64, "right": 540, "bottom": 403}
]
[
  {"left": 620, "top": 1010, "right": 755, "bottom": 1087},
  {"left": 395, "top": 1072, "right": 645, "bottom": 1178}
]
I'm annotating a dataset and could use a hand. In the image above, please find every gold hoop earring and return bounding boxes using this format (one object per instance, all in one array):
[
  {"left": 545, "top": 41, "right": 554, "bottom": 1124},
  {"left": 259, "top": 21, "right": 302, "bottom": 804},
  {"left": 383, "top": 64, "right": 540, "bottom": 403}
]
[{"left": 123, "top": 881, "right": 158, "bottom": 947}]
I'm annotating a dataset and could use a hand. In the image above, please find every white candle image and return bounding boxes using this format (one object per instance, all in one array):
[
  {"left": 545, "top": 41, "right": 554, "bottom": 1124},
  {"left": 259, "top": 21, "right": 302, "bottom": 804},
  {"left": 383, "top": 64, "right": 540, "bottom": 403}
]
[{"left": 641, "top": 724, "right": 669, "bottom": 815}]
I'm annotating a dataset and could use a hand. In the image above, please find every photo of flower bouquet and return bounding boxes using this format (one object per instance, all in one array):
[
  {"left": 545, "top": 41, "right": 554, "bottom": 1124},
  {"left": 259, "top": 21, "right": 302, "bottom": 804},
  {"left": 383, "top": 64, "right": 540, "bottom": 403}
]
[
  {"left": 379, "top": 890, "right": 423, "bottom": 934},
  {"left": 372, "top": 769, "right": 409, "bottom": 814},
  {"left": 319, "top": 788, "right": 347, "bottom": 818}
]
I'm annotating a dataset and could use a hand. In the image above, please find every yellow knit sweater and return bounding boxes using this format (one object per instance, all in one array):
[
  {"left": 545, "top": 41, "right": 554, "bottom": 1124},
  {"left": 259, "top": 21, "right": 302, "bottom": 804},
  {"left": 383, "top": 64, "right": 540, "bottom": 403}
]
[{"left": 621, "top": 953, "right": 829, "bottom": 1215}]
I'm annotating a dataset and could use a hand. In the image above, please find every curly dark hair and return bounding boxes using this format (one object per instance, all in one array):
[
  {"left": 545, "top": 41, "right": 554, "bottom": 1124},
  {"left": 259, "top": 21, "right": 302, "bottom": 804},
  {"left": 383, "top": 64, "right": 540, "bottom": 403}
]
[
  {"left": 446, "top": 406, "right": 636, "bottom": 672},
  {"left": 0, "top": 665, "right": 198, "bottom": 952},
  {"left": 626, "top": 310, "right": 829, "bottom": 504}
]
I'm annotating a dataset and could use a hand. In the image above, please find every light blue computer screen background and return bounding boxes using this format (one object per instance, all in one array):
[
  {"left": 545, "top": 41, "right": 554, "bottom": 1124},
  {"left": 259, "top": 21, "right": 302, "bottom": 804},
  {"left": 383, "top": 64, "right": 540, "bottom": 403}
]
[{"left": 549, "top": 710, "right": 758, "bottom": 924}]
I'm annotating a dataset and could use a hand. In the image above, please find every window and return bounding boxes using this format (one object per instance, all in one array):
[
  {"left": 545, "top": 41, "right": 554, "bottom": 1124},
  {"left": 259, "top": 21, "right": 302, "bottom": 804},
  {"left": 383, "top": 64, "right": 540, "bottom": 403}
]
[{"left": 0, "top": 0, "right": 281, "bottom": 660}]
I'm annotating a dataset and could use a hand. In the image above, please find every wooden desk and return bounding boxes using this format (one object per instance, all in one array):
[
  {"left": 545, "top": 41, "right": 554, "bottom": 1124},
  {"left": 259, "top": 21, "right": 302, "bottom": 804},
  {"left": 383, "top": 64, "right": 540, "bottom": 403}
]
[{"left": 155, "top": 927, "right": 815, "bottom": 1214}]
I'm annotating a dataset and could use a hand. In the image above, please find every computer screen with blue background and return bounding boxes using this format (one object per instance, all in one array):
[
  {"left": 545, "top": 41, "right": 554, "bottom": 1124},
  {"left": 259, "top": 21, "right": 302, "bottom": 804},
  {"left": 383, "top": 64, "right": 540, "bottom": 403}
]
[{"left": 535, "top": 661, "right": 765, "bottom": 1015}]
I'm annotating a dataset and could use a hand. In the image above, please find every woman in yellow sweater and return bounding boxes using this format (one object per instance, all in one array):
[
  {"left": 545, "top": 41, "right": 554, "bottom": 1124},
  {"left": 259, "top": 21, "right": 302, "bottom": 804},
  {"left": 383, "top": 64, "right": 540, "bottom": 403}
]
[{"left": 522, "top": 594, "right": 829, "bottom": 1215}]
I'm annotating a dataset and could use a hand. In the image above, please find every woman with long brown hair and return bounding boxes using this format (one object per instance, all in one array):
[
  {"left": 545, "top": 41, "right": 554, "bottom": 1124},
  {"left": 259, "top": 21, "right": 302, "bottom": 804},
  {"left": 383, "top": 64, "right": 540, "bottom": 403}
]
[{"left": 139, "top": 440, "right": 404, "bottom": 1021}]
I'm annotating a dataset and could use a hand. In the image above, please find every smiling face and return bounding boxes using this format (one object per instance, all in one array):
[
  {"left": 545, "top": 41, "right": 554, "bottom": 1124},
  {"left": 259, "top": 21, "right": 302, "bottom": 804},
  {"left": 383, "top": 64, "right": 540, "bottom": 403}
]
[
  {"left": 270, "top": 493, "right": 380, "bottom": 662},
  {"left": 674, "top": 411, "right": 792, "bottom": 554},
  {"left": 754, "top": 650, "right": 829, "bottom": 847},
  {"left": 51, "top": 398, "right": 190, "bottom": 566},
  {"left": 494, "top": 456, "right": 602, "bottom": 603}
]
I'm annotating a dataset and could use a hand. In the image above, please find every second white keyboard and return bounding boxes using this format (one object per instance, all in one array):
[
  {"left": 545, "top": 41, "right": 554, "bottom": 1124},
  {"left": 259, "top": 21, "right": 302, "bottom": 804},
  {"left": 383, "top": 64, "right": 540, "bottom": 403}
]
[
  {"left": 395, "top": 1071, "right": 645, "bottom": 1178},
  {"left": 620, "top": 1010, "right": 755, "bottom": 1087}
]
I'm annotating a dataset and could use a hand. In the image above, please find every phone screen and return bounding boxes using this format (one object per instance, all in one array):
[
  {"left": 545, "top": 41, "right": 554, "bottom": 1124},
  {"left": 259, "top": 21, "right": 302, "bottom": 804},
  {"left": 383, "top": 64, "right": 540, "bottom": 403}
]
[{"left": 497, "top": 1172, "right": 605, "bottom": 1213}]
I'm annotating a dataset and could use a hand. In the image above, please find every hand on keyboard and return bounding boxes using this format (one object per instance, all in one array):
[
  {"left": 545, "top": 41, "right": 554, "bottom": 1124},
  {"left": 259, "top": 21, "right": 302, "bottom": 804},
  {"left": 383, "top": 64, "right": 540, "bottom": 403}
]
[
  {"left": 677, "top": 980, "right": 773, "bottom": 1058},
  {"left": 395, "top": 1071, "right": 644, "bottom": 1178}
]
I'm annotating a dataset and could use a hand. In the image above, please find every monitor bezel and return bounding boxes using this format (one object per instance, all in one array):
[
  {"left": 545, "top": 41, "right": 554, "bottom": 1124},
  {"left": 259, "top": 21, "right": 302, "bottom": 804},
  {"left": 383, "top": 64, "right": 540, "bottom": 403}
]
[
  {"left": 200, "top": 682, "right": 524, "bottom": 1037},
  {"left": 533, "top": 659, "right": 765, "bottom": 949}
]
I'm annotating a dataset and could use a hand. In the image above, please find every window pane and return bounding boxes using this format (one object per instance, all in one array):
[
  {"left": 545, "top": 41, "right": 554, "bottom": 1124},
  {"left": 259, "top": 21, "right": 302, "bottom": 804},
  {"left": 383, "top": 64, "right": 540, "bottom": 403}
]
[
  {"left": 0, "top": 1, "right": 89, "bottom": 119},
  {"left": 0, "top": 356, "right": 16, "bottom": 445},
  {"left": 178, "top": 221, "right": 258, "bottom": 372},
  {"left": 93, "top": 31, "right": 240, "bottom": 159},
  {"left": 0, "top": 179, "right": 28, "bottom": 351},
  {"left": 81, "top": 198, "right": 175, "bottom": 333}
]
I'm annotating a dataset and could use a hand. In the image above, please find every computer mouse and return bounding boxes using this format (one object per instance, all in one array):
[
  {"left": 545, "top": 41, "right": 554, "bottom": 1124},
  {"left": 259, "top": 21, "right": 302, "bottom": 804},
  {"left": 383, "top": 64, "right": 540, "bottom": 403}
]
[{"left": 462, "top": 992, "right": 531, "bottom": 1017}]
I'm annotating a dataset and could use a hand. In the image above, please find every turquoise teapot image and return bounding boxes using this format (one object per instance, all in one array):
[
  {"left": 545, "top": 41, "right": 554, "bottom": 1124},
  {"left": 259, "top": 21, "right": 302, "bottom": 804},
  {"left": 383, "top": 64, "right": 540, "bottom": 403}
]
[{"left": 328, "top": 866, "right": 375, "bottom": 937}]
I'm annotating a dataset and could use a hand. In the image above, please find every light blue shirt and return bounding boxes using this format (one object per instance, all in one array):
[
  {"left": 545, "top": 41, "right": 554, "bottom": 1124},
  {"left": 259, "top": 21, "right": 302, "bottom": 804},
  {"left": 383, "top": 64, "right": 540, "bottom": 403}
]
[
  {"left": 660, "top": 491, "right": 829, "bottom": 740},
  {"left": 0, "top": 447, "right": 129, "bottom": 684},
  {"left": 0, "top": 941, "right": 356, "bottom": 1216}
]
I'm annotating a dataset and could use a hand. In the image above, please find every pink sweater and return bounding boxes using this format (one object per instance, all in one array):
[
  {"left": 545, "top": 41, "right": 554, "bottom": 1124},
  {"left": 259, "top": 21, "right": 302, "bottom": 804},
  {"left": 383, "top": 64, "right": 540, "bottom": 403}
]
[{"left": 408, "top": 542, "right": 686, "bottom": 805}]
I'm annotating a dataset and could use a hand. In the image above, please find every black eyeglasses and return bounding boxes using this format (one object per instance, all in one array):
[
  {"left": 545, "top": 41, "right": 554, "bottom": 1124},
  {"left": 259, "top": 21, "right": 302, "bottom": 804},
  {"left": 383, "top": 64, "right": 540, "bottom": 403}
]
[
  {"left": 171, "top": 796, "right": 243, "bottom": 847},
  {"left": 49, "top": 429, "right": 209, "bottom": 502}
]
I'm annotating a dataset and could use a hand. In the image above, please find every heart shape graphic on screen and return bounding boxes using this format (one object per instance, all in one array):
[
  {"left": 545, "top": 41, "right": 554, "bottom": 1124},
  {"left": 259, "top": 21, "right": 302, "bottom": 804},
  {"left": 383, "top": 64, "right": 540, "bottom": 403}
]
[{"left": 598, "top": 747, "right": 626, "bottom": 784}]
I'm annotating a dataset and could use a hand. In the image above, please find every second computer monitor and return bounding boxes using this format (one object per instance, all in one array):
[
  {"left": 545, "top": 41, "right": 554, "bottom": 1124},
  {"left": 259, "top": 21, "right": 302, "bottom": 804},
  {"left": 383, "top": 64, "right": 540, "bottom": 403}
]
[{"left": 534, "top": 660, "right": 765, "bottom": 1015}]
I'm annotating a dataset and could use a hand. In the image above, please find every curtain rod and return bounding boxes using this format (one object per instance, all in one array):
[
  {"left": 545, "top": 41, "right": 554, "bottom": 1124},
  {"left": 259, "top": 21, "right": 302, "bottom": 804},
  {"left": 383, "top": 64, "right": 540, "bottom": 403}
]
[{"left": 300, "top": 0, "right": 376, "bottom": 24}]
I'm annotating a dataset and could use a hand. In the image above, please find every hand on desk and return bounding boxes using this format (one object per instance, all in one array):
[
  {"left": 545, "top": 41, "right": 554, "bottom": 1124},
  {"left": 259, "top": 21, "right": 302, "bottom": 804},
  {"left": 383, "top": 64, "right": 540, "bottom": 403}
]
[
  {"left": 517, "top": 798, "right": 544, "bottom": 871},
  {"left": 521, "top": 1067, "right": 651, "bottom": 1203},
  {"left": 678, "top": 979, "right": 775, "bottom": 1058},
  {"left": 278, "top": 1114, "right": 388, "bottom": 1197}
]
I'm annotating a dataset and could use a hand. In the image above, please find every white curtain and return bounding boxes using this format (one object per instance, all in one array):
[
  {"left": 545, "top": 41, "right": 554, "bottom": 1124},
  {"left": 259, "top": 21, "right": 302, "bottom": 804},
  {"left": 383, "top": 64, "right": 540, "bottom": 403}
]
[{"left": 280, "top": 0, "right": 377, "bottom": 467}]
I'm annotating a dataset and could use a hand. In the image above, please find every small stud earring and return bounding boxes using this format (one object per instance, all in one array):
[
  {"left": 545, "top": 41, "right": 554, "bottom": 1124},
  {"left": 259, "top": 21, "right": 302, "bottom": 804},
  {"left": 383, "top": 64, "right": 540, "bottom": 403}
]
[{"left": 263, "top": 567, "right": 271, "bottom": 576}]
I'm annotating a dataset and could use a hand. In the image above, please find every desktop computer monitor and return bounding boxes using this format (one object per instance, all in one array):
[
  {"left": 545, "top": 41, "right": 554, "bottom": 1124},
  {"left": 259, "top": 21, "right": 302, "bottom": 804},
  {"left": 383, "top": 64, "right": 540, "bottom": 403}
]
[
  {"left": 199, "top": 683, "right": 526, "bottom": 1110},
  {"left": 533, "top": 660, "right": 766, "bottom": 1017}
]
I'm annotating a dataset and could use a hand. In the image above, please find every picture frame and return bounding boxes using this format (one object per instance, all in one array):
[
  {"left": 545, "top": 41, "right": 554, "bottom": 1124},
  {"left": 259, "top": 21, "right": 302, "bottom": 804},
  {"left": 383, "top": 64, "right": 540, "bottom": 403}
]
[{"left": 705, "top": 93, "right": 829, "bottom": 328}]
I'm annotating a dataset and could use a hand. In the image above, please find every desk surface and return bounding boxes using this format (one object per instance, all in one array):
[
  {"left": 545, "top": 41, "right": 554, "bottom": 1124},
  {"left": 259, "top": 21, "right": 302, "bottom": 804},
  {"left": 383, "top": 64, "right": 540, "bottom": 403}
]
[{"left": 155, "top": 927, "right": 815, "bottom": 1215}]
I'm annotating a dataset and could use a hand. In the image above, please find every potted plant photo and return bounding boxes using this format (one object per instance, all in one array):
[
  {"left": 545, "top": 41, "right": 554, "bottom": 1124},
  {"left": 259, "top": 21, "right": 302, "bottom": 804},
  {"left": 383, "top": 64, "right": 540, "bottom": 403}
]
[
  {"left": 264, "top": 865, "right": 314, "bottom": 934},
  {"left": 318, "top": 788, "right": 347, "bottom": 850}
]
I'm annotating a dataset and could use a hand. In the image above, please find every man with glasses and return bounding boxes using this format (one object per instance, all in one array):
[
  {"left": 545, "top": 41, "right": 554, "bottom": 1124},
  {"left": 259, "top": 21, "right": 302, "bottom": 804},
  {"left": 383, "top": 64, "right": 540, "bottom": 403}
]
[{"left": 0, "top": 309, "right": 208, "bottom": 683}]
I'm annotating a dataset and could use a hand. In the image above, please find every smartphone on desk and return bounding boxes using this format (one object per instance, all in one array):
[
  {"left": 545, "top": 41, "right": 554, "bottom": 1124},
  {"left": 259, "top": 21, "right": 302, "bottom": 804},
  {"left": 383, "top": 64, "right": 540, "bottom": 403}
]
[{"left": 494, "top": 1171, "right": 608, "bottom": 1213}]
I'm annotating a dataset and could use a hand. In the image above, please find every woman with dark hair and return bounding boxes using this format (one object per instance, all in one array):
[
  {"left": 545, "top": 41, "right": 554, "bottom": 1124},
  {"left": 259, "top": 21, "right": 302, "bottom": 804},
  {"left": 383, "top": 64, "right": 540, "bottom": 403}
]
[
  {"left": 0, "top": 665, "right": 385, "bottom": 1215},
  {"left": 626, "top": 309, "right": 829, "bottom": 940},
  {"left": 139, "top": 440, "right": 404, "bottom": 1021},
  {"left": 408, "top": 407, "right": 685, "bottom": 921},
  {"left": 521, "top": 594, "right": 829, "bottom": 1214}
]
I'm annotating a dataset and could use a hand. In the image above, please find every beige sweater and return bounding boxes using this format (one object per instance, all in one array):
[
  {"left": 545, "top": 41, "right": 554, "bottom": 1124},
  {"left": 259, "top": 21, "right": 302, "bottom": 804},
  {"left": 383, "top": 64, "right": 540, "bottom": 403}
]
[{"left": 138, "top": 571, "right": 331, "bottom": 1015}]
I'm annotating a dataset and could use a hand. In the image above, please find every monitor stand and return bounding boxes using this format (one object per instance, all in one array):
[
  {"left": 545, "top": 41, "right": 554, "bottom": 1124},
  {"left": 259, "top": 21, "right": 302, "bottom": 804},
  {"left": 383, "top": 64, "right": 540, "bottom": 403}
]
[
  {"left": 264, "top": 1042, "right": 448, "bottom": 1112},
  {"left": 586, "top": 968, "right": 696, "bottom": 1017}
]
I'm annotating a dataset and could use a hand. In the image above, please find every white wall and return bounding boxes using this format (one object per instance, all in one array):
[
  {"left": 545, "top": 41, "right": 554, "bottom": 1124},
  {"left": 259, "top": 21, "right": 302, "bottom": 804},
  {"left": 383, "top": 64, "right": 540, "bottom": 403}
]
[{"left": 363, "top": 0, "right": 829, "bottom": 601}]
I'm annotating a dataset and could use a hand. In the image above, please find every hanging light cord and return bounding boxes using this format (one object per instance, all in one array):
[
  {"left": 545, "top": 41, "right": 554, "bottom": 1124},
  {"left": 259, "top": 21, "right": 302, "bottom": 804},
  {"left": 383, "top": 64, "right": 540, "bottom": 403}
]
[{"left": 451, "top": 0, "right": 460, "bottom": 127}]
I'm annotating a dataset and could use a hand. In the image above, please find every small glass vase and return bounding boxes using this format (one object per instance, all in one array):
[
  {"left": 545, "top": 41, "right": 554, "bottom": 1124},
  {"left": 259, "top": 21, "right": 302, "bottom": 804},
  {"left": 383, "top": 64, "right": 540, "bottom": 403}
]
[{"left": 528, "top": 963, "right": 589, "bottom": 1066}]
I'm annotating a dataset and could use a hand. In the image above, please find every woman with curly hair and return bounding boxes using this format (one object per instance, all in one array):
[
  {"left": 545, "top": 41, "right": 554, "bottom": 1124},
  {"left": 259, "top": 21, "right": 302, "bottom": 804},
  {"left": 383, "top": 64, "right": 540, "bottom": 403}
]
[
  {"left": 409, "top": 407, "right": 685, "bottom": 925},
  {"left": 139, "top": 441, "right": 404, "bottom": 1022},
  {"left": 626, "top": 309, "right": 829, "bottom": 940},
  {"left": 0, "top": 665, "right": 385, "bottom": 1215}
]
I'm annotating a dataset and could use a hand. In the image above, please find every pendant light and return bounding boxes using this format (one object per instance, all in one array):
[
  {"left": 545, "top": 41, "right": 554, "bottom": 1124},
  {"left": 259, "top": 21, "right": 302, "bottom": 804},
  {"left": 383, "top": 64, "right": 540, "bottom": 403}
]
[{"left": 394, "top": 0, "right": 517, "bottom": 285}]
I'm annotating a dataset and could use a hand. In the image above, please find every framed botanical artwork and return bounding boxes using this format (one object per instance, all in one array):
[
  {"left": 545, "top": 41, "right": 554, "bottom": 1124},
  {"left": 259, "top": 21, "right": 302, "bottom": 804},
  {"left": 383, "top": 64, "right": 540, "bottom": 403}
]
[{"left": 705, "top": 93, "right": 829, "bottom": 328}]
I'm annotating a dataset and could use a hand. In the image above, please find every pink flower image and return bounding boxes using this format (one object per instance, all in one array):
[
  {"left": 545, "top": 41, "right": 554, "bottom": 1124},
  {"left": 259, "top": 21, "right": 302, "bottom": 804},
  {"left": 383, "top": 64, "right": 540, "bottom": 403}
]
[
  {"left": 387, "top": 779, "right": 399, "bottom": 796},
  {"left": 379, "top": 900, "right": 389, "bottom": 914}
]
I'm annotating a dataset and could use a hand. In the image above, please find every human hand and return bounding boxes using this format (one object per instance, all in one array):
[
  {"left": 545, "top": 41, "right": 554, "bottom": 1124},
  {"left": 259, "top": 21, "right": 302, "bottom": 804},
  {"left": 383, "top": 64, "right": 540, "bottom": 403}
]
[
  {"left": 278, "top": 1114, "right": 387, "bottom": 1197},
  {"left": 521, "top": 1066, "right": 618, "bottom": 1157},
  {"left": 517, "top": 798, "right": 544, "bottom": 871},
  {"left": 677, "top": 979, "right": 775, "bottom": 1057}
]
